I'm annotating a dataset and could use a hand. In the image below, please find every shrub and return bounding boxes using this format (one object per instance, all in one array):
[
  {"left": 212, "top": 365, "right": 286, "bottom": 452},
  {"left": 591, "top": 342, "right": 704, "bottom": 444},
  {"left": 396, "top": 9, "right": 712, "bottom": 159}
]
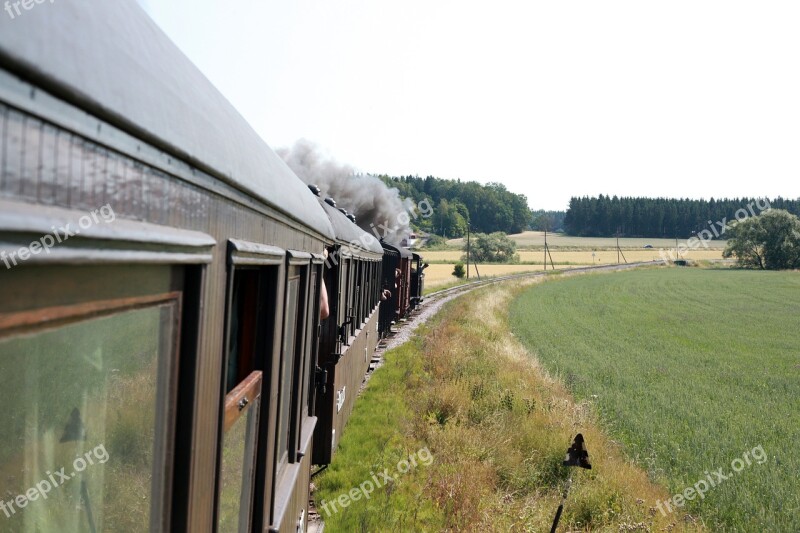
[
  {"left": 462, "top": 232, "right": 519, "bottom": 263},
  {"left": 723, "top": 209, "right": 800, "bottom": 269}
]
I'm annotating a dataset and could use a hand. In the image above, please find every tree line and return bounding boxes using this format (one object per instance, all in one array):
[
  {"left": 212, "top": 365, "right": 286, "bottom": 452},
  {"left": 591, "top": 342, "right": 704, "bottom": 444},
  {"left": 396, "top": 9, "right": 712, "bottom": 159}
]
[
  {"left": 564, "top": 195, "right": 800, "bottom": 238},
  {"left": 530, "top": 210, "right": 567, "bottom": 232},
  {"left": 378, "top": 175, "right": 531, "bottom": 237}
]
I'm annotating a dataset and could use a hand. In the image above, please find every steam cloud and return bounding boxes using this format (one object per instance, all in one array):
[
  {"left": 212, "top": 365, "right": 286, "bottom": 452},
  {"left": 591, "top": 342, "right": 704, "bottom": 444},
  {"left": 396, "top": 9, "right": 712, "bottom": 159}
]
[{"left": 277, "top": 139, "right": 414, "bottom": 244}]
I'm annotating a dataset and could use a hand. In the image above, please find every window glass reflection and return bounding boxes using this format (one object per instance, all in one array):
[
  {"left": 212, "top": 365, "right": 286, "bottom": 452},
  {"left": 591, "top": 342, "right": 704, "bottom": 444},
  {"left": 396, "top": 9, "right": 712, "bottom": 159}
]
[{"left": 0, "top": 304, "right": 176, "bottom": 532}]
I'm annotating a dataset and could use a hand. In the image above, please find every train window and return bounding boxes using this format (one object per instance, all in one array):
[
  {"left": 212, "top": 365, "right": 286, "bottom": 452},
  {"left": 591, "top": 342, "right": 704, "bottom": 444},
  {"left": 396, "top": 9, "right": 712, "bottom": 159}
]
[
  {"left": 217, "top": 371, "right": 262, "bottom": 533},
  {"left": 367, "top": 261, "right": 373, "bottom": 312},
  {"left": 339, "top": 259, "right": 352, "bottom": 326},
  {"left": 219, "top": 264, "right": 278, "bottom": 533},
  {"left": 225, "top": 269, "right": 260, "bottom": 392},
  {"left": 349, "top": 259, "right": 358, "bottom": 335},
  {"left": 280, "top": 252, "right": 312, "bottom": 471},
  {"left": 355, "top": 260, "right": 362, "bottom": 327},
  {"left": 371, "top": 262, "right": 376, "bottom": 311},
  {"left": 361, "top": 261, "right": 367, "bottom": 322},
  {"left": 277, "top": 269, "right": 300, "bottom": 471},
  {"left": 304, "top": 256, "right": 324, "bottom": 417},
  {"left": 0, "top": 296, "right": 179, "bottom": 532},
  {"left": 375, "top": 261, "right": 380, "bottom": 309},
  {"left": 0, "top": 204, "right": 213, "bottom": 532},
  {"left": 224, "top": 239, "right": 286, "bottom": 531},
  {"left": 363, "top": 262, "right": 369, "bottom": 314}
]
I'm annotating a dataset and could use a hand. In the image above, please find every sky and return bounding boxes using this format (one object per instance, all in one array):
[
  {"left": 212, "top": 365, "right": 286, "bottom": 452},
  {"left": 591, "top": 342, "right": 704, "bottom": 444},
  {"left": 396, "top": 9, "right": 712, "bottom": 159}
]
[{"left": 139, "top": 0, "right": 800, "bottom": 211}]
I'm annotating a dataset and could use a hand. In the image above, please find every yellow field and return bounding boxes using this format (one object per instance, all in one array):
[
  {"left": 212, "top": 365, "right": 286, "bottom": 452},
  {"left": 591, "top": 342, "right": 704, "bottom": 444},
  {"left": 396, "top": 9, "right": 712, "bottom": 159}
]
[
  {"left": 446, "top": 231, "right": 727, "bottom": 250},
  {"left": 423, "top": 263, "right": 593, "bottom": 289},
  {"left": 422, "top": 249, "right": 722, "bottom": 265},
  {"left": 422, "top": 231, "right": 724, "bottom": 288}
]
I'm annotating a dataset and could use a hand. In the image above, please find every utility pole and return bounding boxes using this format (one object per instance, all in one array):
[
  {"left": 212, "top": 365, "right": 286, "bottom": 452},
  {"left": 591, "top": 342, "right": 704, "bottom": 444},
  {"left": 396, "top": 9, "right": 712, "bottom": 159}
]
[
  {"left": 544, "top": 228, "right": 547, "bottom": 270},
  {"left": 675, "top": 230, "right": 679, "bottom": 259},
  {"left": 543, "top": 227, "right": 555, "bottom": 270},
  {"left": 466, "top": 224, "right": 470, "bottom": 279}
]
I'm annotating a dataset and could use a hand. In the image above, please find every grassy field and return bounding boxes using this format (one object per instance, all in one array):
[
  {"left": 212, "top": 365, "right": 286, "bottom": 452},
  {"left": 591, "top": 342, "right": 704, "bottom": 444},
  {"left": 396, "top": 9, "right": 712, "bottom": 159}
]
[
  {"left": 510, "top": 268, "right": 800, "bottom": 532},
  {"left": 422, "top": 249, "right": 722, "bottom": 264},
  {"left": 447, "top": 231, "right": 727, "bottom": 250},
  {"left": 420, "top": 232, "right": 723, "bottom": 289},
  {"left": 314, "top": 273, "right": 702, "bottom": 532}
]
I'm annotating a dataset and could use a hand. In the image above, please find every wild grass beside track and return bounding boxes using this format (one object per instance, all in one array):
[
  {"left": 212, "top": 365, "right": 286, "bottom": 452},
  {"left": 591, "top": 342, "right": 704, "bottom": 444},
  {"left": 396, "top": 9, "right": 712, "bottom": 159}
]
[
  {"left": 510, "top": 268, "right": 800, "bottom": 532},
  {"left": 314, "top": 273, "right": 699, "bottom": 532}
]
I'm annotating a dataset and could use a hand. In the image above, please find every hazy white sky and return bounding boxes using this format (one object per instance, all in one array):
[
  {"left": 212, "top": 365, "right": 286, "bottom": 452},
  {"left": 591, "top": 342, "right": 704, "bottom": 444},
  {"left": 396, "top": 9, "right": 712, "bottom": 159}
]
[{"left": 140, "top": 0, "right": 800, "bottom": 210}]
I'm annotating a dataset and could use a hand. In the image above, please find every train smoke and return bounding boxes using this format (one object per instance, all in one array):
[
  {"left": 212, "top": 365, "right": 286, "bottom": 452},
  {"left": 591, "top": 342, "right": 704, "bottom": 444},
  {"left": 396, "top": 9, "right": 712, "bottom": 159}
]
[{"left": 277, "top": 139, "right": 414, "bottom": 244}]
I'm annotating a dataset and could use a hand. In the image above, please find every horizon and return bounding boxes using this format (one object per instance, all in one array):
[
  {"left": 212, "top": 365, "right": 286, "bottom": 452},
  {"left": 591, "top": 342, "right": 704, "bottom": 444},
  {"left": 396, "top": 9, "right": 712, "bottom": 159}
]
[{"left": 140, "top": 1, "right": 800, "bottom": 211}]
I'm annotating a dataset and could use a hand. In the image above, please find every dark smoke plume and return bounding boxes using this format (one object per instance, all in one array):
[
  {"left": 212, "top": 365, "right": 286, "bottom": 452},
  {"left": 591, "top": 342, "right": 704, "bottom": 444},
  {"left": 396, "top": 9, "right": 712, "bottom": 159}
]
[{"left": 277, "top": 139, "right": 414, "bottom": 244}]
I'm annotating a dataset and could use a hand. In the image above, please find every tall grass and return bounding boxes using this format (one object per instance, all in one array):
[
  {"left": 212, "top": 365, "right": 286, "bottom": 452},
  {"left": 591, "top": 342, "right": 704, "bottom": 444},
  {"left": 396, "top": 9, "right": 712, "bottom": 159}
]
[
  {"left": 510, "top": 268, "right": 800, "bottom": 532},
  {"left": 315, "top": 273, "right": 700, "bottom": 531}
]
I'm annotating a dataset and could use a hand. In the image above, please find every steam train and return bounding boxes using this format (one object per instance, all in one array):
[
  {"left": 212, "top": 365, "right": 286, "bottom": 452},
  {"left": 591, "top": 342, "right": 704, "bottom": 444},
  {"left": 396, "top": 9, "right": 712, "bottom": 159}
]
[{"left": 0, "top": 2, "right": 424, "bottom": 532}]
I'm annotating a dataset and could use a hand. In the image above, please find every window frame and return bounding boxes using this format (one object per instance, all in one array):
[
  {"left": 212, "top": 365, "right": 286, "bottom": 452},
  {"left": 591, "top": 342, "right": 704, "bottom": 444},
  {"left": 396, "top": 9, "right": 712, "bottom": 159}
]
[
  {"left": 225, "top": 239, "right": 287, "bottom": 532},
  {"left": 283, "top": 250, "right": 313, "bottom": 465},
  {"left": 0, "top": 200, "right": 214, "bottom": 532},
  {"left": 217, "top": 370, "right": 263, "bottom": 533}
]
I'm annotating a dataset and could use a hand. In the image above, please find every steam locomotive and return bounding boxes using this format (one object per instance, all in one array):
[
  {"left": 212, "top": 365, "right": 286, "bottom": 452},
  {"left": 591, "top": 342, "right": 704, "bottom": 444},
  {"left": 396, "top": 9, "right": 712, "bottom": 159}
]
[{"left": 0, "top": 2, "right": 424, "bottom": 532}]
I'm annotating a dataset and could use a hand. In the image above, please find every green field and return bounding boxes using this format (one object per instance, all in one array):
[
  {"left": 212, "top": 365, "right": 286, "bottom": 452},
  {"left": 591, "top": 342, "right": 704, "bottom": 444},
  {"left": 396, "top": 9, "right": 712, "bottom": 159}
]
[{"left": 510, "top": 268, "right": 800, "bottom": 532}]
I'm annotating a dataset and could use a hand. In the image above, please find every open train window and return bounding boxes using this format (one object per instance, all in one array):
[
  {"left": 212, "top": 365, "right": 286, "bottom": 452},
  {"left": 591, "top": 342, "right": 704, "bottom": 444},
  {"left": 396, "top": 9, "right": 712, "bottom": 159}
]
[
  {"left": 218, "top": 254, "right": 280, "bottom": 532},
  {"left": 222, "top": 239, "right": 285, "bottom": 533},
  {"left": 0, "top": 202, "right": 213, "bottom": 532}
]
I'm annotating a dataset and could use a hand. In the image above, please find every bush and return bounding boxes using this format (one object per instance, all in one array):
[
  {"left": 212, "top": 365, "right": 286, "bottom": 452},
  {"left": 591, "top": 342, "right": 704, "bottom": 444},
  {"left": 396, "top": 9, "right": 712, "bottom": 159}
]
[
  {"left": 462, "top": 232, "right": 519, "bottom": 263},
  {"left": 421, "top": 234, "right": 448, "bottom": 249},
  {"left": 723, "top": 209, "right": 800, "bottom": 269},
  {"left": 452, "top": 262, "right": 466, "bottom": 278}
]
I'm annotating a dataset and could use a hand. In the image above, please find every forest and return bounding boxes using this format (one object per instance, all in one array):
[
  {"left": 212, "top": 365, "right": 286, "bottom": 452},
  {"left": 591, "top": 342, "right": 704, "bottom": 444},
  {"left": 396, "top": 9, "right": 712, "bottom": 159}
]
[
  {"left": 379, "top": 172, "right": 800, "bottom": 241},
  {"left": 378, "top": 175, "right": 531, "bottom": 237},
  {"left": 563, "top": 195, "right": 800, "bottom": 238}
]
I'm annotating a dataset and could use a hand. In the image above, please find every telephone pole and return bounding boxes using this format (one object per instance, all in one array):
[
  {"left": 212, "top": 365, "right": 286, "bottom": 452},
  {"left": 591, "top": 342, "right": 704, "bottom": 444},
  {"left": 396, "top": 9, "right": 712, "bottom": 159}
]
[{"left": 466, "top": 224, "right": 470, "bottom": 279}]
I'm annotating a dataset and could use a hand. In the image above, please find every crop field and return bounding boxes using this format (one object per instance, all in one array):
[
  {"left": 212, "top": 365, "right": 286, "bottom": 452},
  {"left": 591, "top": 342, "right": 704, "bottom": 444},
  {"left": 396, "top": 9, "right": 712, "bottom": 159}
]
[
  {"left": 446, "top": 231, "right": 728, "bottom": 250},
  {"left": 422, "top": 263, "right": 585, "bottom": 290},
  {"left": 422, "top": 249, "right": 722, "bottom": 265},
  {"left": 509, "top": 268, "right": 800, "bottom": 531}
]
